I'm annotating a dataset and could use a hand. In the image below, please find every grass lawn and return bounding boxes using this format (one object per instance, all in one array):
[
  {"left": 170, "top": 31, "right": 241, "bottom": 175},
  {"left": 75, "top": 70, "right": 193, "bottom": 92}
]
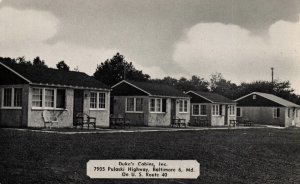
[{"left": 1, "top": 128, "right": 300, "bottom": 184}]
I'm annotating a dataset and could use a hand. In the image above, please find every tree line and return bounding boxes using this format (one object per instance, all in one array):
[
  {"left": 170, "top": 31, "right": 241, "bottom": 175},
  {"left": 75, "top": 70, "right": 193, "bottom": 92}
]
[
  {"left": 1, "top": 53, "right": 300, "bottom": 104},
  {"left": 0, "top": 56, "right": 70, "bottom": 71}
]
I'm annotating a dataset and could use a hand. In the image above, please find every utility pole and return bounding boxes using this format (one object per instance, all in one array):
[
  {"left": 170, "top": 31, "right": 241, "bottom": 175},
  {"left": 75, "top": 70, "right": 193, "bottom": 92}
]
[
  {"left": 123, "top": 65, "right": 126, "bottom": 80},
  {"left": 271, "top": 67, "right": 274, "bottom": 84}
]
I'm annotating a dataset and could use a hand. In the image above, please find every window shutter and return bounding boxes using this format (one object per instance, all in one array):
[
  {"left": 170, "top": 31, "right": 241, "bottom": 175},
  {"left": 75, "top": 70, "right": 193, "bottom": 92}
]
[
  {"left": 219, "top": 105, "right": 222, "bottom": 115},
  {"left": 277, "top": 108, "right": 280, "bottom": 117},
  {"left": 162, "top": 99, "right": 167, "bottom": 112}
]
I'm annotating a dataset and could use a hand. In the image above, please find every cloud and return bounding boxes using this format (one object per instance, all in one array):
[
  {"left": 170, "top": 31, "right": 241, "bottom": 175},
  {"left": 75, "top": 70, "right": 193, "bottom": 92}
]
[
  {"left": 173, "top": 18, "right": 300, "bottom": 92},
  {"left": 0, "top": 7, "right": 116, "bottom": 75},
  {"left": 0, "top": 7, "right": 58, "bottom": 43}
]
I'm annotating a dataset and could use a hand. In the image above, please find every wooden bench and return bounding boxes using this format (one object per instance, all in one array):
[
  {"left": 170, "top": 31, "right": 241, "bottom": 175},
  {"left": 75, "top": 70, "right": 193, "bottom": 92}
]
[
  {"left": 74, "top": 113, "right": 96, "bottom": 129},
  {"left": 171, "top": 118, "right": 187, "bottom": 128},
  {"left": 110, "top": 115, "right": 130, "bottom": 128}
]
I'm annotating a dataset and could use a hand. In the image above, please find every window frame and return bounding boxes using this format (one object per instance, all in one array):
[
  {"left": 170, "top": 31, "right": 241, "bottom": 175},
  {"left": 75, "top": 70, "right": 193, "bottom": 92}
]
[
  {"left": 98, "top": 92, "right": 106, "bottom": 109},
  {"left": 125, "top": 97, "right": 144, "bottom": 113},
  {"left": 192, "top": 104, "right": 207, "bottom": 116},
  {"left": 1, "top": 87, "right": 22, "bottom": 109},
  {"left": 90, "top": 92, "right": 97, "bottom": 109},
  {"left": 228, "top": 105, "right": 235, "bottom": 116},
  {"left": 14, "top": 88, "right": 22, "bottom": 107},
  {"left": 149, "top": 98, "right": 163, "bottom": 113},
  {"left": 212, "top": 104, "right": 220, "bottom": 116},
  {"left": 236, "top": 107, "right": 242, "bottom": 117},
  {"left": 178, "top": 99, "right": 188, "bottom": 113},
  {"left": 32, "top": 88, "right": 66, "bottom": 110},
  {"left": 89, "top": 91, "right": 107, "bottom": 110},
  {"left": 192, "top": 104, "right": 200, "bottom": 116},
  {"left": 32, "top": 88, "right": 43, "bottom": 108},
  {"left": 44, "top": 88, "right": 55, "bottom": 108}
]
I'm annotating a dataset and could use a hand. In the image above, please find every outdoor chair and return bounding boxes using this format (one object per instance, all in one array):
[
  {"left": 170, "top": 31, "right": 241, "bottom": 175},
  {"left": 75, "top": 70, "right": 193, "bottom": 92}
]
[
  {"left": 74, "top": 113, "right": 96, "bottom": 129},
  {"left": 42, "top": 110, "right": 59, "bottom": 129}
]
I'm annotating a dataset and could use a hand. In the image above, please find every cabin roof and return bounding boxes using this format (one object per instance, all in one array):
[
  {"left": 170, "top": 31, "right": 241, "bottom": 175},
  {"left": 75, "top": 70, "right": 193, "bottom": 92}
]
[
  {"left": 187, "top": 91, "right": 236, "bottom": 104},
  {"left": 235, "top": 92, "right": 300, "bottom": 108},
  {"left": 112, "top": 80, "right": 189, "bottom": 98},
  {"left": 0, "top": 61, "right": 109, "bottom": 89}
]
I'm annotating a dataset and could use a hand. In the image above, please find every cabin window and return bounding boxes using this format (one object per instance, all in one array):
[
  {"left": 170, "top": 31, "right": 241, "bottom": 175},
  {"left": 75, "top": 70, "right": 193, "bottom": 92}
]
[
  {"left": 90, "top": 92, "right": 97, "bottom": 108},
  {"left": 192, "top": 104, "right": 207, "bottom": 116},
  {"left": 236, "top": 108, "right": 242, "bottom": 117},
  {"left": 150, "top": 98, "right": 163, "bottom": 113},
  {"left": 228, "top": 105, "right": 235, "bottom": 116},
  {"left": 150, "top": 99, "right": 155, "bottom": 112},
  {"left": 212, "top": 104, "right": 220, "bottom": 116},
  {"left": 45, "top": 89, "right": 55, "bottom": 107},
  {"left": 156, "top": 98, "right": 161, "bottom": 112},
  {"left": 219, "top": 105, "right": 223, "bottom": 115},
  {"left": 200, "top": 105, "right": 207, "bottom": 115},
  {"left": 126, "top": 97, "right": 143, "bottom": 112},
  {"left": 288, "top": 108, "right": 294, "bottom": 118},
  {"left": 179, "top": 99, "right": 188, "bottom": 113},
  {"left": 14, "top": 88, "right": 22, "bottom": 107},
  {"left": 273, "top": 108, "right": 280, "bottom": 118},
  {"left": 90, "top": 92, "right": 106, "bottom": 110},
  {"left": 99, "top": 93, "right": 106, "bottom": 109},
  {"left": 253, "top": 95, "right": 256, "bottom": 100},
  {"left": 3, "top": 88, "right": 12, "bottom": 107},
  {"left": 136, "top": 98, "right": 143, "bottom": 111},
  {"left": 32, "top": 88, "right": 43, "bottom": 107},
  {"left": 32, "top": 88, "right": 66, "bottom": 109},
  {"left": 192, "top": 105, "right": 200, "bottom": 115},
  {"left": 126, "top": 98, "right": 135, "bottom": 111},
  {"left": 2, "top": 88, "right": 22, "bottom": 108}
]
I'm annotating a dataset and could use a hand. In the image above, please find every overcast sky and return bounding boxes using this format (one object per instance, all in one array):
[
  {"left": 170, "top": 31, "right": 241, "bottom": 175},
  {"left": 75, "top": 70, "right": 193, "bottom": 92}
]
[{"left": 0, "top": 0, "right": 300, "bottom": 92}]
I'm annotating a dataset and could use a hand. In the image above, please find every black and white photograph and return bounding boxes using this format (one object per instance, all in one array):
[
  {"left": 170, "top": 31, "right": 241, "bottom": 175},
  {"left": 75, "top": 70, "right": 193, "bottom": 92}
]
[{"left": 0, "top": 0, "right": 300, "bottom": 183}]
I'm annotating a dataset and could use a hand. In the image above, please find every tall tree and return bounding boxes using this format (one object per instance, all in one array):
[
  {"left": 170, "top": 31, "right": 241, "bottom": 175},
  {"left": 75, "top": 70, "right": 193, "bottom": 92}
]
[
  {"left": 209, "top": 73, "right": 239, "bottom": 99},
  {"left": 16, "top": 56, "right": 32, "bottom": 66},
  {"left": 32, "top": 56, "right": 47, "bottom": 68},
  {"left": 189, "top": 75, "right": 210, "bottom": 92},
  {"left": 56, "top": 60, "right": 70, "bottom": 71},
  {"left": 93, "top": 53, "right": 150, "bottom": 86},
  {"left": 151, "top": 75, "right": 209, "bottom": 92}
]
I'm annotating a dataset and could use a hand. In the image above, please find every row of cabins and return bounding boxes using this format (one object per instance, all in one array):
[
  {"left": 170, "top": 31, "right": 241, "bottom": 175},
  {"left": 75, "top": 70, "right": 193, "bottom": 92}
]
[{"left": 1, "top": 61, "right": 300, "bottom": 128}]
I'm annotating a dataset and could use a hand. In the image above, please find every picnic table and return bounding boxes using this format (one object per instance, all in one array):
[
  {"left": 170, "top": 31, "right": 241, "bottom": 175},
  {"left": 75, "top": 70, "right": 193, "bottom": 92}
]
[
  {"left": 230, "top": 119, "right": 254, "bottom": 127},
  {"left": 171, "top": 118, "right": 187, "bottom": 128},
  {"left": 110, "top": 115, "right": 130, "bottom": 128},
  {"left": 238, "top": 119, "right": 254, "bottom": 126},
  {"left": 189, "top": 118, "right": 210, "bottom": 127}
]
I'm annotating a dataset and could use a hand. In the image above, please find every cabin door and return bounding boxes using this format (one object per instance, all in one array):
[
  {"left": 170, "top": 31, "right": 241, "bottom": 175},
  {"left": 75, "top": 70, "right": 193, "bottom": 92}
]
[
  {"left": 73, "top": 90, "right": 84, "bottom": 125},
  {"left": 224, "top": 105, "right": 228, "bottom": 125},
  {"left": 171, "top": 99, "right": 176, "bottom": 120}
]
